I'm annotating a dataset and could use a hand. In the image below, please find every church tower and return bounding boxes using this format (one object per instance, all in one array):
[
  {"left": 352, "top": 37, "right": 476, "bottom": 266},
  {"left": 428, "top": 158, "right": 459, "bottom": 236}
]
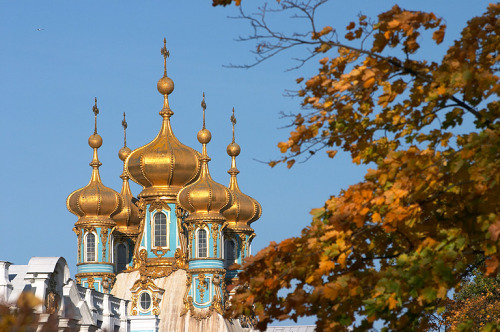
[
  {"left": 222, "top": 109, "right": 262, "bottom": 285},
  {"left": 67, "top": 99, "right": 123, "bottom": 293},
  {"left": 66, "top": 39, "right": 263, "bottom": 331},
  {"left": 177, "top": 95, "right": 233, "bottom": 318},
  {"left": 124, "top": 39, "right": 200, "bottom": 276}
]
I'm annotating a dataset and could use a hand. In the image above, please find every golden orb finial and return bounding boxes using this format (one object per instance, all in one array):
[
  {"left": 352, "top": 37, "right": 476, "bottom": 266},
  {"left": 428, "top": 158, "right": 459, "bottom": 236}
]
[
  {"left": 198, "top": 93, "right": 212, "bottom": 146},
  {"left": 157, "top": 38, "right": 174, "bottom": 115},
  {"left": 89, "top": 98, "right": 102, "bottom": 149},
  {"left": 118, "top": 112, "right": 131, "bottom": 161},
  {"left": 227, "top": 107, "right": 241, "bottom": 157}
]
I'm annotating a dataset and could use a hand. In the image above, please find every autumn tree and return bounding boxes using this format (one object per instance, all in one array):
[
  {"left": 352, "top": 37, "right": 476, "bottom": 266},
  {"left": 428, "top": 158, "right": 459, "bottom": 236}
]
[
  {"left": 0, "top": 293, "right": 60, "bottom": 331},
  {"left": 442, "top": 270, "right": 500, "bottom": 331},
  {"left": 212, "top": 1, "right": 500, "bottom": 331}
]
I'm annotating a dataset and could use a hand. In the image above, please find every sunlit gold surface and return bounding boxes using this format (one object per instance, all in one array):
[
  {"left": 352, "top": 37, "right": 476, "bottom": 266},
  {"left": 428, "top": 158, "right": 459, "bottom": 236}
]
[
  {"left": 114, "top": 113, "right": 141, "bottom": 232},
  {"left": 178, "top": 95, "right": 232, "bottom": 221},
  {"left": 125, "top": 47, "right": 200, "bottom": 201},
  {"left": 223, "top": 109, "right": 262, "bottom": 228},
  {"left": 157, "top": 76, "right": 174, "bottom": 95},
  {"left": 118, "top": 146, "right": 131, "bottom": 161},
  {"left": 67, "top": 102, "right": 122, "bottom": 226}
]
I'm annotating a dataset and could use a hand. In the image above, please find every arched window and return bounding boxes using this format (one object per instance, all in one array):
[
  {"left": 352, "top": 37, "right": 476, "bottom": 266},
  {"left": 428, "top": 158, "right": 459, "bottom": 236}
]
[
  {"left": 224, "top": 240, "right": 236, "bottom": 268},
  {"left": 197, "top": 229, "right": 208, "bottom": 258},
  {"left": 116, "top": 243, "right": 127, "bottom": 273},
  {"left": 154, "top": 212, "right": 167, "bottom": 247},
  {"left": 139, "top": 292, "right": 152, "bottom": 311},
  {"left": 86, "top": 233, "right": 96, "bottom": 262}
]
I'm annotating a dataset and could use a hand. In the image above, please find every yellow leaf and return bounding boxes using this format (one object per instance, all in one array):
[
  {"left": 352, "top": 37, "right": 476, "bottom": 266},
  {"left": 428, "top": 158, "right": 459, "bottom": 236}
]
[
  {"left": 388, "top": 295, "right": 398, "bottom": 309},
  {"left": 277, "top": 142, "right": 288, "bottom": 153},
  {"left": 363, "top": 77, "right": 376, "bottom": 88},
  {"left": 437, "top": 86, "right": 446, "bottom": 95}
]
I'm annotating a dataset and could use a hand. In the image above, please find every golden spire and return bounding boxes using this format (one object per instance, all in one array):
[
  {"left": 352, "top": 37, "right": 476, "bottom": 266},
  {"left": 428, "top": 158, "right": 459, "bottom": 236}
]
[
  {"left": 114, "top": 112, "right": 140, "bottom": 231},
  {"left": 227, "top": 107, "right": 240, "bottom": 176},
  {"left": 89, "top": 97, "right": 103, "bottom": 175},
  {"left": 92, "top": 97, "right": 99, "bottom": 135},
  {"left": 157, "top": 38, "right": 174, "bottom": 115},
  {"left": 198, "top": 92, "right": 211, "bottom": 159},
  {"left": 177, "top": 94, "right": 232, "bottom": 222},
  {"left": 231, "top": 107, "right": 236, "bottom": 143},
  {"left": 161, "top": 37, "right": 169, "bottom": 77},
  {"left": 125, "top": 39, "right": 200, "bottom": 200},
  {"left": 122, "top": 112, "right": 128, "bottom": 147},
  {"left": 118, "top": 112, "right": 132, "bottom": 169},
  {"left": 67, "top": 99, "right": 122, "bottom": 225},
  {"left": 223, "top": 108, "right": 262, "bottom": 227}
]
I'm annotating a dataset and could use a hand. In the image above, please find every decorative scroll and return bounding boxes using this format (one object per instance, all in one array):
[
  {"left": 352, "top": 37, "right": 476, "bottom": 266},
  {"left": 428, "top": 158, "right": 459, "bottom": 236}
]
[
  {"left": 151, "top": 247, "right": 169, "bottom": 258},
  {"left": 101, "top": 229, "right": 109, "bottom": 261},
  {"left": 197, "top": 273, "right": 207, "bottom": 302},
  {"left": 239, "top": 234, "right": 247, "bottom": 259},
  {"left": 149, "top": 197, "right": 170, "bottom": 213},
  {"left": 73, "top": 227, "right": 82, "bottom": 263},
  {"left": 87, "top": 276, "right": 95, "bottom": 290},
  {"left": 212, "top": 274, "right": 223, "bottom": 314},
  {"left": 173, "top": 248, "right": 188, "bottom": 270},
  {"left": 211, "top": 223, "right": 219, "bottom": 257}
]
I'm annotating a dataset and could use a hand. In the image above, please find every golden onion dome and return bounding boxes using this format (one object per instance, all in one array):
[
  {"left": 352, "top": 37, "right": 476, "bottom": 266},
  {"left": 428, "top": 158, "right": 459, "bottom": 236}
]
[
  {"left": 223, "top": 109, "right": 262, "bottom": 228},
  {"left": 67, "top": 99, "right": 122, "bottom": 227},
  {"left": 178, "top": 95, "right": 233, "bottom": 222},
  {"left": 113, "top": 114, "right": 141, "bottom": 233},
  {"left": 125, "top": 40, "right": 200, "bottom": 200}
]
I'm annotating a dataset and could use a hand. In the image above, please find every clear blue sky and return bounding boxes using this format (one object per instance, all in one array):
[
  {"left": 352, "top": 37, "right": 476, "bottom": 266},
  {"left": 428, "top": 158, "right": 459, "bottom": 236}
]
[{"left": 0, "top": 0, "right": 491, "bottom": 326}]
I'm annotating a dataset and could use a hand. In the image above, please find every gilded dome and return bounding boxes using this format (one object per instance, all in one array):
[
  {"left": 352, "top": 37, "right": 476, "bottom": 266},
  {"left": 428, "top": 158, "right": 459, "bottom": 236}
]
[
  {"left": 178, "top": 98, "right": 232, "bottom": 222},
  {"left": 113, "top": 121, "right": 141, "bottom": 234},
  {"left": 223, "top": 143, "right": 262, "bottom": 229},
  {"left": 67, "top": 103, "right": 122, "bottom": 227},
  {"left": 223, "top": 111, "right": 261, "bottom": 228},
  {"left": 125, "top": 57, "right": 200, "bottom": 200}
]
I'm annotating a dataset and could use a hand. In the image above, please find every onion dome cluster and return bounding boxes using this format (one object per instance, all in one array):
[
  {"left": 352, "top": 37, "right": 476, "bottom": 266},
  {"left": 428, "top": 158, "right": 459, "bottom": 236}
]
[
  {"left": 67, "top": 102, "right": 122, "bottom": 226},
  {"left": 125, "top": 61, "right": 200, "bottom": 200},
  {"left": 178, "top": 97, "right": 233, "bottom": 222}
]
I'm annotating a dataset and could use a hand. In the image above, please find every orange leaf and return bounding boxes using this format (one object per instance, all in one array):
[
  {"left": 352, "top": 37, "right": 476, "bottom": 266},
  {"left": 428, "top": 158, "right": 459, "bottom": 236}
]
[
  {"left": 486, "top": 256, "right": 499, "bottom": 276},
  {"left": 488, "top": 221, "right": 500, "bottom": 241}
]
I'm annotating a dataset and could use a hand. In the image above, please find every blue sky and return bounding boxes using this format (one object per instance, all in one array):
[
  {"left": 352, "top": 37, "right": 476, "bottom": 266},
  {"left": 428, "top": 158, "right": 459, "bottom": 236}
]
[{"left": 0, "top": 0, "right": 492, "bottom": 327}]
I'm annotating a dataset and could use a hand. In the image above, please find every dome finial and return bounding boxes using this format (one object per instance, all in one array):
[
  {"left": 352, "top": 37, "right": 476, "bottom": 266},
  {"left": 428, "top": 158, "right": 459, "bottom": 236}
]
[
  {"left": 157, "top": 38, "right": 174, "bottom": 116},
  {"left": 231, "top": 107, "right": 237, "bottom": 144},
  {"left": 122, "top": 112, "right": 128, "bottom": 148},
  {"left": 197, "top": 93, "right": 212, "bottom": 157},
  {"left": 161, "top": 37, "right": 170, "bottom": 77},
  {"left": 87, "top": 99, "right": 103, "bottom": 178},
  {"left": 92, "top": 97, "right": 99, "bottom": 135},
  {"left": 201, "top": 92, "right": 207, "bottom": 129},
  {"left": 227, "top": 108, "right": 241, "bottom": 161},
  {"left": 119, "top": 112, "right": 132, "bottom": 162}
]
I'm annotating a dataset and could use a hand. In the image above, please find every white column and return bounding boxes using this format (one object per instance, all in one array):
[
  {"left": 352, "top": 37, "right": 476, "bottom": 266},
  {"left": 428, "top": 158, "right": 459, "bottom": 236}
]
[{"left": 0, "top": 261, "right": 12, "bottom": 303}]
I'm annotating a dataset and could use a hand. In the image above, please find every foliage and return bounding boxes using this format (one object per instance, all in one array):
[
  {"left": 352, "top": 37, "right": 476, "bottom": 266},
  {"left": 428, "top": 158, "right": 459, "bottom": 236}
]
[
  {"left": 221, "top": 1, "right": 500, "bottom": 331},
  {"left": 0, "top": 292, "right": 59, "bottom": 331},
  {"left": 442, "top": 271, "right": 500, "bottom": 331}
]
